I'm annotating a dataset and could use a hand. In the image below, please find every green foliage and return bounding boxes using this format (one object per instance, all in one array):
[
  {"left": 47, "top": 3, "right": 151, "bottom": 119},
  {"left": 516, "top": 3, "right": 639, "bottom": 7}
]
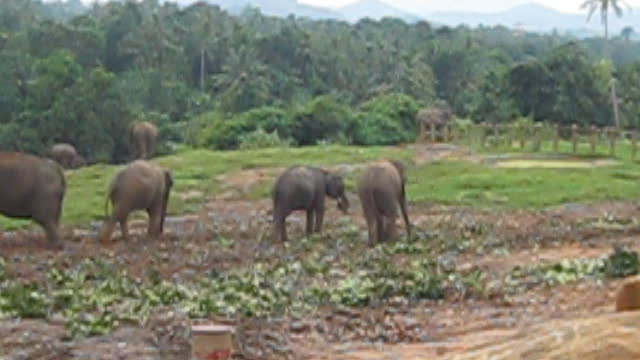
[
  {"left": 290, "top": 95, "right": 352, "bottom": 146},
  {"left": 193, "top": 107, "right": 292, "bottom": 150},
  {"left": 238, "top": 127, "right": 292, "bottom": 150},
  {"left": 352, "top": 93, "right": 420, "bottom": 146},
  {"left": 506, "top": 247, "right": 640, "bottom": 291},
  {"left": 1, "top": 0, "right": 640, "bottom": 157},
  {"left": 604, "top": 247, "right": 640, "bottom": 278}
]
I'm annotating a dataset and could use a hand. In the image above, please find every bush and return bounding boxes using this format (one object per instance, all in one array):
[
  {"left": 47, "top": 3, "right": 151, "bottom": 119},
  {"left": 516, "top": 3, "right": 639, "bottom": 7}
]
[
  {"left": 238, "top": 127, "right": 292, "bottom": 150},
  {"left": 290, "top": 95, "right": 352, "bottom": 146},
  {"left": 189, "top": 107, "right": 291, "bottom": 150},
  {"left": 352, "top": 112, "right": 410, "bottom": 145},
  {"left": 350, "top": 93, "right": 420, "bottom": 146}
]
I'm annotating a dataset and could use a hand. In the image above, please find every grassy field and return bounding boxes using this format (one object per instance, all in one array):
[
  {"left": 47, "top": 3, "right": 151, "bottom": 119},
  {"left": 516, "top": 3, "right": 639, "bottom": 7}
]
[
  {"left": 0, "top": 145, "right": 411, "bottom": 230},
  {"left": 3, "top": 140, "right": 640, "bottom": 230}
]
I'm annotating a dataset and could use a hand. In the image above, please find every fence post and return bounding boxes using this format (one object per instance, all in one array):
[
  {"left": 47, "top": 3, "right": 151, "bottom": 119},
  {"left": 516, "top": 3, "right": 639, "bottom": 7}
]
[
  {"left": 590, "top": 125, "right": 598, "bottom": 153},
  {"left": 632, "top": 131, "right": 638, "bottom": 161},
  {"left": 552, "top": 124, "right": 559, "bottom": 152},
  {"left": 533, "top": 123, "right": 542, "bottom": 152},
  {"left": 571, "top": 124, "right": 578, "bottom": 153},
  {"left": 444, "top": 123, "right": 451, "bottom": 143},
  {"left": 417, "top": 119, "right": 425, "bottom": 143},
  {"left": 607, "top": 127, "right": 617, "bottom": 156},
  {"left": 519, "top": 124, "right": 526, "bottom": 150},
  {"left": 430, "top": 122, "right": 436, "bottom": 143},
  {"left": 480, "top": 122, "right": 487, "bottom": 148}
]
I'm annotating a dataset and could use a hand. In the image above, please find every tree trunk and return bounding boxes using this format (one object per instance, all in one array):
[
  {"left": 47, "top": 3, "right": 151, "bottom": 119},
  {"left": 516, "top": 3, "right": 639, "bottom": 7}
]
[
  {"left": 200, "top": 47, "right": 205, "bottom": 93},
  {"left": 604, "top": 14, "right": 609, "bottom": 58},
  {"left": 611, "top": 78, "right": 620, "bottom": 129}
]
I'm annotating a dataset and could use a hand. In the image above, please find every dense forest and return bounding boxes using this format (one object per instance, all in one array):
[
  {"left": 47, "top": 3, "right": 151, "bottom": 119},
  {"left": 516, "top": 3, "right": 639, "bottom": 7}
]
[{"left": 1, "top": 0, "right": 639, "bottom": 162}]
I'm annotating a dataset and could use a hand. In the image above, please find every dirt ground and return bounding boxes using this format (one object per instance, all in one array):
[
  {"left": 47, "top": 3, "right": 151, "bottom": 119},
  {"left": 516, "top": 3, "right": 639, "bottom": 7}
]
[{"left": 1, "top": 144, "right": 639, "bottom": 359}]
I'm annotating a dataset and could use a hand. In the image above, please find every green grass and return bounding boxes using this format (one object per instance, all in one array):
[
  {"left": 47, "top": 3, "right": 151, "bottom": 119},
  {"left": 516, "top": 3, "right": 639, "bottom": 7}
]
[
  {"left": 409, "top": 139, "right": 640, "bottom": 208},
  {"left": 0, "top": 145, "right": 410, "bottom": 230},
  {"left": 4, "top": 139, "right": 640, "bottom": 231}
]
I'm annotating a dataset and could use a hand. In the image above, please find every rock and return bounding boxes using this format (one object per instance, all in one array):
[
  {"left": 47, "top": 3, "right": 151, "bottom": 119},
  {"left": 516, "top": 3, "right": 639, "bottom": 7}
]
[
  {"left": 615, "top": 276, "right": 640, "bottom": 312},
  {"left": 444, "top": 311, "right": 640, "bottom": 360}
]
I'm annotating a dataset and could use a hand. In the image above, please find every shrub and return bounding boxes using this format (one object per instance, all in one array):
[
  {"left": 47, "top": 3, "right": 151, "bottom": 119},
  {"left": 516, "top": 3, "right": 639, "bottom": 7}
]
[
  {"left": 189, "top": 107, "right": 291, "bottom": 150},
  {"left": 238, "top": 127, "right": 292, "bottom": 150},
  {"left": 290, "top": 95, "right": 352, "bottom": 146},
  {"left": 350, "top": 93, "right": 420, "bottom": 146},
  {"left": 352, "top": 112, "right": 410, "bottom": 145}
]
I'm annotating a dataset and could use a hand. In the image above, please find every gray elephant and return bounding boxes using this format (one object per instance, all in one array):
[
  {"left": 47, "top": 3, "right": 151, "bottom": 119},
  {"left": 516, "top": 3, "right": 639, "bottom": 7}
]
[
  {"left": 47, "top": 143, "right": 86, "bottom": 169},
  {"left": 128, "top": 121, "right": 158, "bottom": 160},
  {"left": 99, "top": 160, "right": 173, "bottom": 244},
  {"left": 357, "top": 159, "right": 410, "bottom": 245},
  {"left": 272, "top": 165, "right": 349, "bottom": 242},
  {"left": 416, "top": 102, "right": 453, "bottom": 142},
  {"left": 0, "top": 152, "right": 66, "bottom": 248}
]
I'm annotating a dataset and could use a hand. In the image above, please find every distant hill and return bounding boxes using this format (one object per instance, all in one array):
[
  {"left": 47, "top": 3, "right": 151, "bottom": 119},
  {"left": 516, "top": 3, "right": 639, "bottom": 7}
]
[
  {"left": 175, "top": 0, "right": 343, "bottom": 20},
  {"left": 423, "top": 3, "right": 639, "bottom": 35},
  {"left": 337, "top": 0, "right": 420, "bottom": 23},
  {"left": 168, "top": 0, "right": 639, "bottom": 37}
]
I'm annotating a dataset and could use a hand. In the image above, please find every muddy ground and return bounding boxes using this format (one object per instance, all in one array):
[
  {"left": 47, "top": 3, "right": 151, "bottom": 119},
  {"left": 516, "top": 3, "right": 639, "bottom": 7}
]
[{"left": 1, "top": 145, "right": 639, "bottom": 359}]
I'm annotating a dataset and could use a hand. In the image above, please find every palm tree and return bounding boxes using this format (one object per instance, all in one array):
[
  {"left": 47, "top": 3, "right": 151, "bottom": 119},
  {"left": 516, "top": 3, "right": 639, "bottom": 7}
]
[
  {"left": 582, "top": 0, "right": 629, "bottom": 129},
  {"left": 581, "top": 0, "right": 629, "bottom": 57},
  {"left": 621, "top": 26, "right": 635, "bottom": 42}
]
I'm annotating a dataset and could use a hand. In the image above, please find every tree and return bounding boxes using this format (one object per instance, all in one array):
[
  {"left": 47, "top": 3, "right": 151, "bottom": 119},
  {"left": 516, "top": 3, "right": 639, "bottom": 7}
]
[
  {"left": 621, "top": 26, "right": 635, "bottom": 42},
  {"left": 581, "top": 0, "right": 629, "bottom": 57}
]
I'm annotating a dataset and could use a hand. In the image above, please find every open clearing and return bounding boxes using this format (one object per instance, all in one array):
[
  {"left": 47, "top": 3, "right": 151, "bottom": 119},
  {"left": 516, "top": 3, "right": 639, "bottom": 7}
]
[{"left": 1, "top": 143, "right": 640, "bottom": 359}]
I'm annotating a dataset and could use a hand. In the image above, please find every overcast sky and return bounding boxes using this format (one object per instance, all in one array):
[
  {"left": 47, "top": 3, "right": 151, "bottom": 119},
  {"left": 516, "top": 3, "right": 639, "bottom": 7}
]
[{"left": 300, "top": 0, "right": 640, "bottom": 13}]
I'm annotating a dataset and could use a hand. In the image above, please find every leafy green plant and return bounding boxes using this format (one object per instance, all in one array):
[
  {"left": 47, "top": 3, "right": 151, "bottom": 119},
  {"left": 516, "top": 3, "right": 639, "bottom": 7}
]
[
  {"left": 604, "top": 247, "right": 640, "bottom": 278},
  {"left": 238, "top": 127, "right": 292, "bottom": 150}
]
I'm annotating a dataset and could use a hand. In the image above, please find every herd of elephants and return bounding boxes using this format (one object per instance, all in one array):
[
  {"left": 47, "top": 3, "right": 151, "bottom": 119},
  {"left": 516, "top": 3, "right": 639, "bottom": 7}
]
[{"left": 0, "top": 121, "right": 411, "bottom": 250}]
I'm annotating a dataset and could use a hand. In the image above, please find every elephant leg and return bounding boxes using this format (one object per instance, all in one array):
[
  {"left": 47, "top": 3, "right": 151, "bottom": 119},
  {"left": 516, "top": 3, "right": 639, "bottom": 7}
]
[
  {"left": 273, "top": 207, "right": 289, "bottom": 242},
  {"left": 305, "top": 210, "right": 314, "bottom": 237},
  {"left": 37, "top": 219, "right": 62, "bottom": 249},
  {"left": 376, "top": 214, "right": 385, "bottom": 243},
  {"left": 359, "top": 190, "right": 377, "bottom": 246},
  {"left": 147, "top": 207, "right": 163, "bottom": 239},
  {"left": 119, "top": 217, "right": 129, "bottom": 241},
  {"left": 385, "top": 216, "right": 398, "bottom": 242},
  {"left": 99, "top": 219, "right": 117, "bottom": 245},
  {"left": 314, "top": 202, "right": 325, "bottom": 234}
]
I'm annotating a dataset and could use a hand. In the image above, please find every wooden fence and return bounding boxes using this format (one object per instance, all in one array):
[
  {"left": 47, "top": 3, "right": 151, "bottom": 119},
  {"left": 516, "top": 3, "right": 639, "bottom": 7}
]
[{"left": 418, "top": 122, "right": 639, "bottom": 160}]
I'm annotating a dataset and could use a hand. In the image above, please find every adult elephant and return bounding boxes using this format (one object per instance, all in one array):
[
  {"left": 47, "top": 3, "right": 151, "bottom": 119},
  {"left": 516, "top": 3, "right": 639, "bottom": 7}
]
[
  {"left": 416, "top": 102, "right": 453, "bottom": 143},
  {"left": 128, "top": 121, "right": 158, "bottom": 160},
  {"left": 272, "top": 166, "right": 349, "bottom": 242},
  {"left": 0, "top": 152, "right": 66, "bottom": 248},
  {"left": 99, "top": 160, "right": 173, "bottom": 244},
  {"left": 357, "top": 159, "right": 410, "bottom": 245},
  {"left": 48, "top": 143, "right": 86, "bottom": 169}
]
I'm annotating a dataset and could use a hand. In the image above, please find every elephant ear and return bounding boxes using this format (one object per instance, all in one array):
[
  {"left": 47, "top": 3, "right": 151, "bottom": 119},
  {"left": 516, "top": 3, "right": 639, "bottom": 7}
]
[{"left": 325, "top": 173, "right": 345, "bottom": 198}]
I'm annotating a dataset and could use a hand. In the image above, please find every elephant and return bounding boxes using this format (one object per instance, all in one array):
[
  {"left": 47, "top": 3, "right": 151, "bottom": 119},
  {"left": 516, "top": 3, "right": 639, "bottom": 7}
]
[
  {"left": 357, "top": 159, "right": 411, "bottom": 245},
  {"left": 47, "top": 143, "right": 86, "bottom": 169},
  {"left": 98, "top": 160, "right": 173, "bottom": 244},
  {"left": 416, "top": 102, "right": 453, "bottom": 142},
  {"left": 128, "top": 121, "right": 158, "bottom": 160},
  {"left": 272, "top": 165, "right": 349, "bottom": 242},
  {"left": 0, "top": 152, "right": 66, "bottom": 248}
]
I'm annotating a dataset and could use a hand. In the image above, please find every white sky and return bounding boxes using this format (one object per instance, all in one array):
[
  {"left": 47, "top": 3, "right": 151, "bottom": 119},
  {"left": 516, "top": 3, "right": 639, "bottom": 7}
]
[{"left": 300, "top": 0, "right": 640, "bottom": 14}]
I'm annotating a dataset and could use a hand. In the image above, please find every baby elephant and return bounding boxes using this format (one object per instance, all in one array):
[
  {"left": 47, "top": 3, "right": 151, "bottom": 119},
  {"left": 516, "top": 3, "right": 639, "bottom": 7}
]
[
  {"left": 272, "top": 165, "right": 349, "bottom": 242},
  {"left": 99, "top": 160, "right": 173, "bottom": 244},
  {"left": 48, "top": 143, "right": 86, "bottom": 169},
  {"left": 357, "top": 159, "right": 411, "bottom": 245}
]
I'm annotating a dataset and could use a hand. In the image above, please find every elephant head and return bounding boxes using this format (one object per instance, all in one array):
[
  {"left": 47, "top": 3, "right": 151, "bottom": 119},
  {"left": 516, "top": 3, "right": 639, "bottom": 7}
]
[
  {"left": 325, "top": 172, "right": 349, "bottom": 214},
  {"left": 71, "top": 154, "right": 86, "bottom": 169}
]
